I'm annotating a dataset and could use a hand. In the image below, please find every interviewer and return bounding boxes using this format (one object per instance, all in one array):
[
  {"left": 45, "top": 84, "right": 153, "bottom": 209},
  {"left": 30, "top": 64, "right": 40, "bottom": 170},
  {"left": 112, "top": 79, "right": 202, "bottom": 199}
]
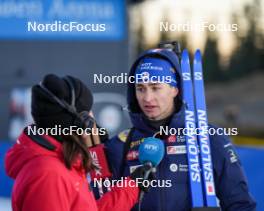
[{"left": 5, "top": 74, "right": 149, "bottom": 211}]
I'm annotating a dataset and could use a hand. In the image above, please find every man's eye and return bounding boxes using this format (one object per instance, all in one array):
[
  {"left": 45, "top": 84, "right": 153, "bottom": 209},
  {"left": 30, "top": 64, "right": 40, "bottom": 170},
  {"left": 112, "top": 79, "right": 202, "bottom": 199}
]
[
  {"left": 136, "top": 87, "right": 144, "bottom": 92},
  {"left": 152, "top": 86, "right": 161, "bottom": 91}
]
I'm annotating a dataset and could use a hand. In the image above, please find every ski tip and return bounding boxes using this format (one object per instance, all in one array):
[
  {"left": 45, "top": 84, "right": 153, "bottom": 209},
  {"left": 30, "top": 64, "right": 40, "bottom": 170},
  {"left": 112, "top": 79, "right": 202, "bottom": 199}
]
[
  {"left": 181, "top": 49, "right": 190, "bottom": 64},
  {"left": 182, "top": 49, "right": 189, "bottom": 58},
  {"left": 194, "top": 49, "right": 202, "bottom": 60}
]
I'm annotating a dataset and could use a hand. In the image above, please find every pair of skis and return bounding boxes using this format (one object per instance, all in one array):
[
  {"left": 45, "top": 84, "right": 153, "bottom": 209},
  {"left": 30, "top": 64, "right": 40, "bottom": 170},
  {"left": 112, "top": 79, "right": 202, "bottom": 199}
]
[{"left": 181, "top": 49, "right": 219, "bottom": 210}]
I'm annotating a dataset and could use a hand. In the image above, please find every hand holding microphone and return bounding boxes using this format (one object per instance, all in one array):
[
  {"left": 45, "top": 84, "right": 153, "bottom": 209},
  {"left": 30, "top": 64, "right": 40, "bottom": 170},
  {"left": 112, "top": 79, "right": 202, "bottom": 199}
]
[
  {"left": 130, "top": 137, "right": 165, "bottom": 203},
  {"left": 130, "top": 163, "right": 155, "bottom": 193}
]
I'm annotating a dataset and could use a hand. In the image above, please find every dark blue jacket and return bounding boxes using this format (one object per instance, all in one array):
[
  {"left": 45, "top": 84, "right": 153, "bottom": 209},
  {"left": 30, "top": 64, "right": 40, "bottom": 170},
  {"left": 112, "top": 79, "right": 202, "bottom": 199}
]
[{"left": 105, "top": 49, "right": 256, "bottom": 211}]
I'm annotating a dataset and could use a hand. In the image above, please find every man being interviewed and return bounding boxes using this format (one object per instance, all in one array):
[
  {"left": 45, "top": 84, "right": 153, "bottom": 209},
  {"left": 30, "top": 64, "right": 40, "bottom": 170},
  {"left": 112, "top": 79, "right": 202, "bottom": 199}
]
[{"left": 105, "top": 48, "right": 256, "bottom": 211}]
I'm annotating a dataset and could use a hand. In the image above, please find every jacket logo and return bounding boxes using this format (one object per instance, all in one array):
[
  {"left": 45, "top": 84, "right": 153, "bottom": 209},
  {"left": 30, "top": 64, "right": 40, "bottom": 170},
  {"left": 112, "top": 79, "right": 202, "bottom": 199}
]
[
  {"left": 130, "top": 138, "right": 144, "bottom": 148},
  {"left": 167, "top": 135, "right": 177, "bottom": 143},
  {"left": 167, "top": 145, "right": 186, "bottom": 155},
  {"left": 126, "top": 150, "right": 139, "bottom": 161},
  {"left": 228, "top": 149, "right": 238, "bottom": 163},
  {"left": 90, "top": 151, "right": 102, "bottom": 176}
]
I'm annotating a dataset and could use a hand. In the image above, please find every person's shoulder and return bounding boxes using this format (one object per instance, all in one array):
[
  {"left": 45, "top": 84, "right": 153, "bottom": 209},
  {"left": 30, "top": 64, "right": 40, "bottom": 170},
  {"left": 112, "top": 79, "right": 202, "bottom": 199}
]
[
  {"left": 208, "top": 124, "right": 232, "bottom": 142},
  {"left": 109, "top": 128, "right": 132, "bottom": 143},
  {"left": 208, "top": 124, "right": 242, "bottom": 172},
  {"left": 16, "top": 155, "right": 75, "bottom": 203},
  {"left": 17, "top": 155, "right": 71, "bottom": 190},
  {"left": 27, "top": 155, "right": 68, "bottom": 177},
  {"left": 104, "top": 128, "right": 133, "bottom": 152},
  {"left": 117, "top": 128, "right": 132, "bottom": 143},
  {"left": 208, "top": 124, "right": 235, "bottom": 153}
]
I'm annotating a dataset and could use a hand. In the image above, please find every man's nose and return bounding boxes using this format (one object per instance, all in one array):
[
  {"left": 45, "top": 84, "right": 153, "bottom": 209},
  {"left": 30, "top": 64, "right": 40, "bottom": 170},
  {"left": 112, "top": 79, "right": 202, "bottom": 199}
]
[{"left": 143, "top": 90, "right": 153, "bottom": 102}]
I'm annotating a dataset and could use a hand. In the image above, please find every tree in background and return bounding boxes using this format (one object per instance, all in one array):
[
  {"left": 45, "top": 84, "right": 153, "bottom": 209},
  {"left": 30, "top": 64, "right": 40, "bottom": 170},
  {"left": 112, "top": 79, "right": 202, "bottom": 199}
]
[
  {"left": 228, "top": 0, "right": 264, "bottom": 79},
  {"left": 203, "top": 34, "right": 224, "bottom": 83}
]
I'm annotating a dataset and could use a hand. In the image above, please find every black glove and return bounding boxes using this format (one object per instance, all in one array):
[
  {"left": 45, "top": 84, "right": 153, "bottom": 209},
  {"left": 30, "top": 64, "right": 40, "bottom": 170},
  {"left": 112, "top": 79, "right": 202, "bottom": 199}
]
[{"left": 130, "top": 165, "right": 156, "bottom": 192}]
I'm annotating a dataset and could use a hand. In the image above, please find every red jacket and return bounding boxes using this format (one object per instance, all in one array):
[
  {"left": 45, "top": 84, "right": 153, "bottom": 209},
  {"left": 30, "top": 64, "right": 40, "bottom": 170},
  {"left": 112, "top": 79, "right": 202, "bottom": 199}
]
[{"left": 5, "top": 130, "right": 139, "bottom": 211}]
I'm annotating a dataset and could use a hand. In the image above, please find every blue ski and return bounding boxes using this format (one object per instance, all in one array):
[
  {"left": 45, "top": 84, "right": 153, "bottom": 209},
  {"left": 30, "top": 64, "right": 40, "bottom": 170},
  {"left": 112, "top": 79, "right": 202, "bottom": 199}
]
[
  {"left": 181, "top": 49, "right": 204, "bottom": 207},
  {"left": 193, "top": 50, "right": 218, "bottom": 206}
]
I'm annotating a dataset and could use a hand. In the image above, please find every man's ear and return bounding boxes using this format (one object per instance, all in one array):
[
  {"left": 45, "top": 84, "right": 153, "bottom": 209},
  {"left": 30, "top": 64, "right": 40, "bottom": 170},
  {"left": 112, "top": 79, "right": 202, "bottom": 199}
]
[{"left": 172, "top": 87, "right": 179, "bottom": 97}]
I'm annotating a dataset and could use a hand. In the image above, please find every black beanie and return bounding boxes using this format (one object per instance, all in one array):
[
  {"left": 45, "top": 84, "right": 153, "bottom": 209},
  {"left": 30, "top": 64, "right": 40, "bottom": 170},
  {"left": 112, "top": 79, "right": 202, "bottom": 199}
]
[{"left": 31, "top": 74, "right": 93, "bottom": 129}]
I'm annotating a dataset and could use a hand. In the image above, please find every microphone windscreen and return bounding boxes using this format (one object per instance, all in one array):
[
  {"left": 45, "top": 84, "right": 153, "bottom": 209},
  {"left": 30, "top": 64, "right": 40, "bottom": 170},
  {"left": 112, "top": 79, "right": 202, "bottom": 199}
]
[{"left": 138, "top": 137, "right": 165, "bottom": 167}]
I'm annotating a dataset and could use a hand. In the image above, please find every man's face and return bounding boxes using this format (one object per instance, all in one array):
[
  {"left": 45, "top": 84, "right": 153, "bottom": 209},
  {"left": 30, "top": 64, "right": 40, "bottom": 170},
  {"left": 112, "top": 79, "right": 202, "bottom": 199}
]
[{"left": 135, "top": 83, "right": 178, "bottom": 120}]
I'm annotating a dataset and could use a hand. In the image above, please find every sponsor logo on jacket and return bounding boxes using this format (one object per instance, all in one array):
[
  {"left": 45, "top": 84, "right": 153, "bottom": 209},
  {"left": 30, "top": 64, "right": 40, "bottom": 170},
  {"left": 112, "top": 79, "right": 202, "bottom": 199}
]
[
  {"left": 130, "top": 138, "right": 144, "bottom": 148},
  {"left": 167, "top": 135, "right": 177, "bottom": 143},
  {"left": 126, "top": 150, "right": 139, "bottom": 161},
  {"left": 167, "top": 145, "right": 187, "bottom": 155}
]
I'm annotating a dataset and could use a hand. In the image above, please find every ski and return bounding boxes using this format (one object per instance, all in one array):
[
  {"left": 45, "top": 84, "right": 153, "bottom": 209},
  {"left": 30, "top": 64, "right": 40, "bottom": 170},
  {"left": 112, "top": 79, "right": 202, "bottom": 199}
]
[
  {"left": 181, "top": 49, "right": 204, "bottom": 207},
  {"left": 193, "top": 50, "right": 218, "bottom": 206},
  {"left": 159, "top": 41, "right": 219, "bottom": 209}
]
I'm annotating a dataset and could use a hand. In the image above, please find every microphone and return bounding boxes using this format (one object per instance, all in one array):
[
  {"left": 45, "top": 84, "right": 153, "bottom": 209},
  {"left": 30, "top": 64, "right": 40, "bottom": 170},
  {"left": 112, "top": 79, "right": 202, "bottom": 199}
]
[{"left": 138, "top": 137, "right": 165, "bottom": 203}]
